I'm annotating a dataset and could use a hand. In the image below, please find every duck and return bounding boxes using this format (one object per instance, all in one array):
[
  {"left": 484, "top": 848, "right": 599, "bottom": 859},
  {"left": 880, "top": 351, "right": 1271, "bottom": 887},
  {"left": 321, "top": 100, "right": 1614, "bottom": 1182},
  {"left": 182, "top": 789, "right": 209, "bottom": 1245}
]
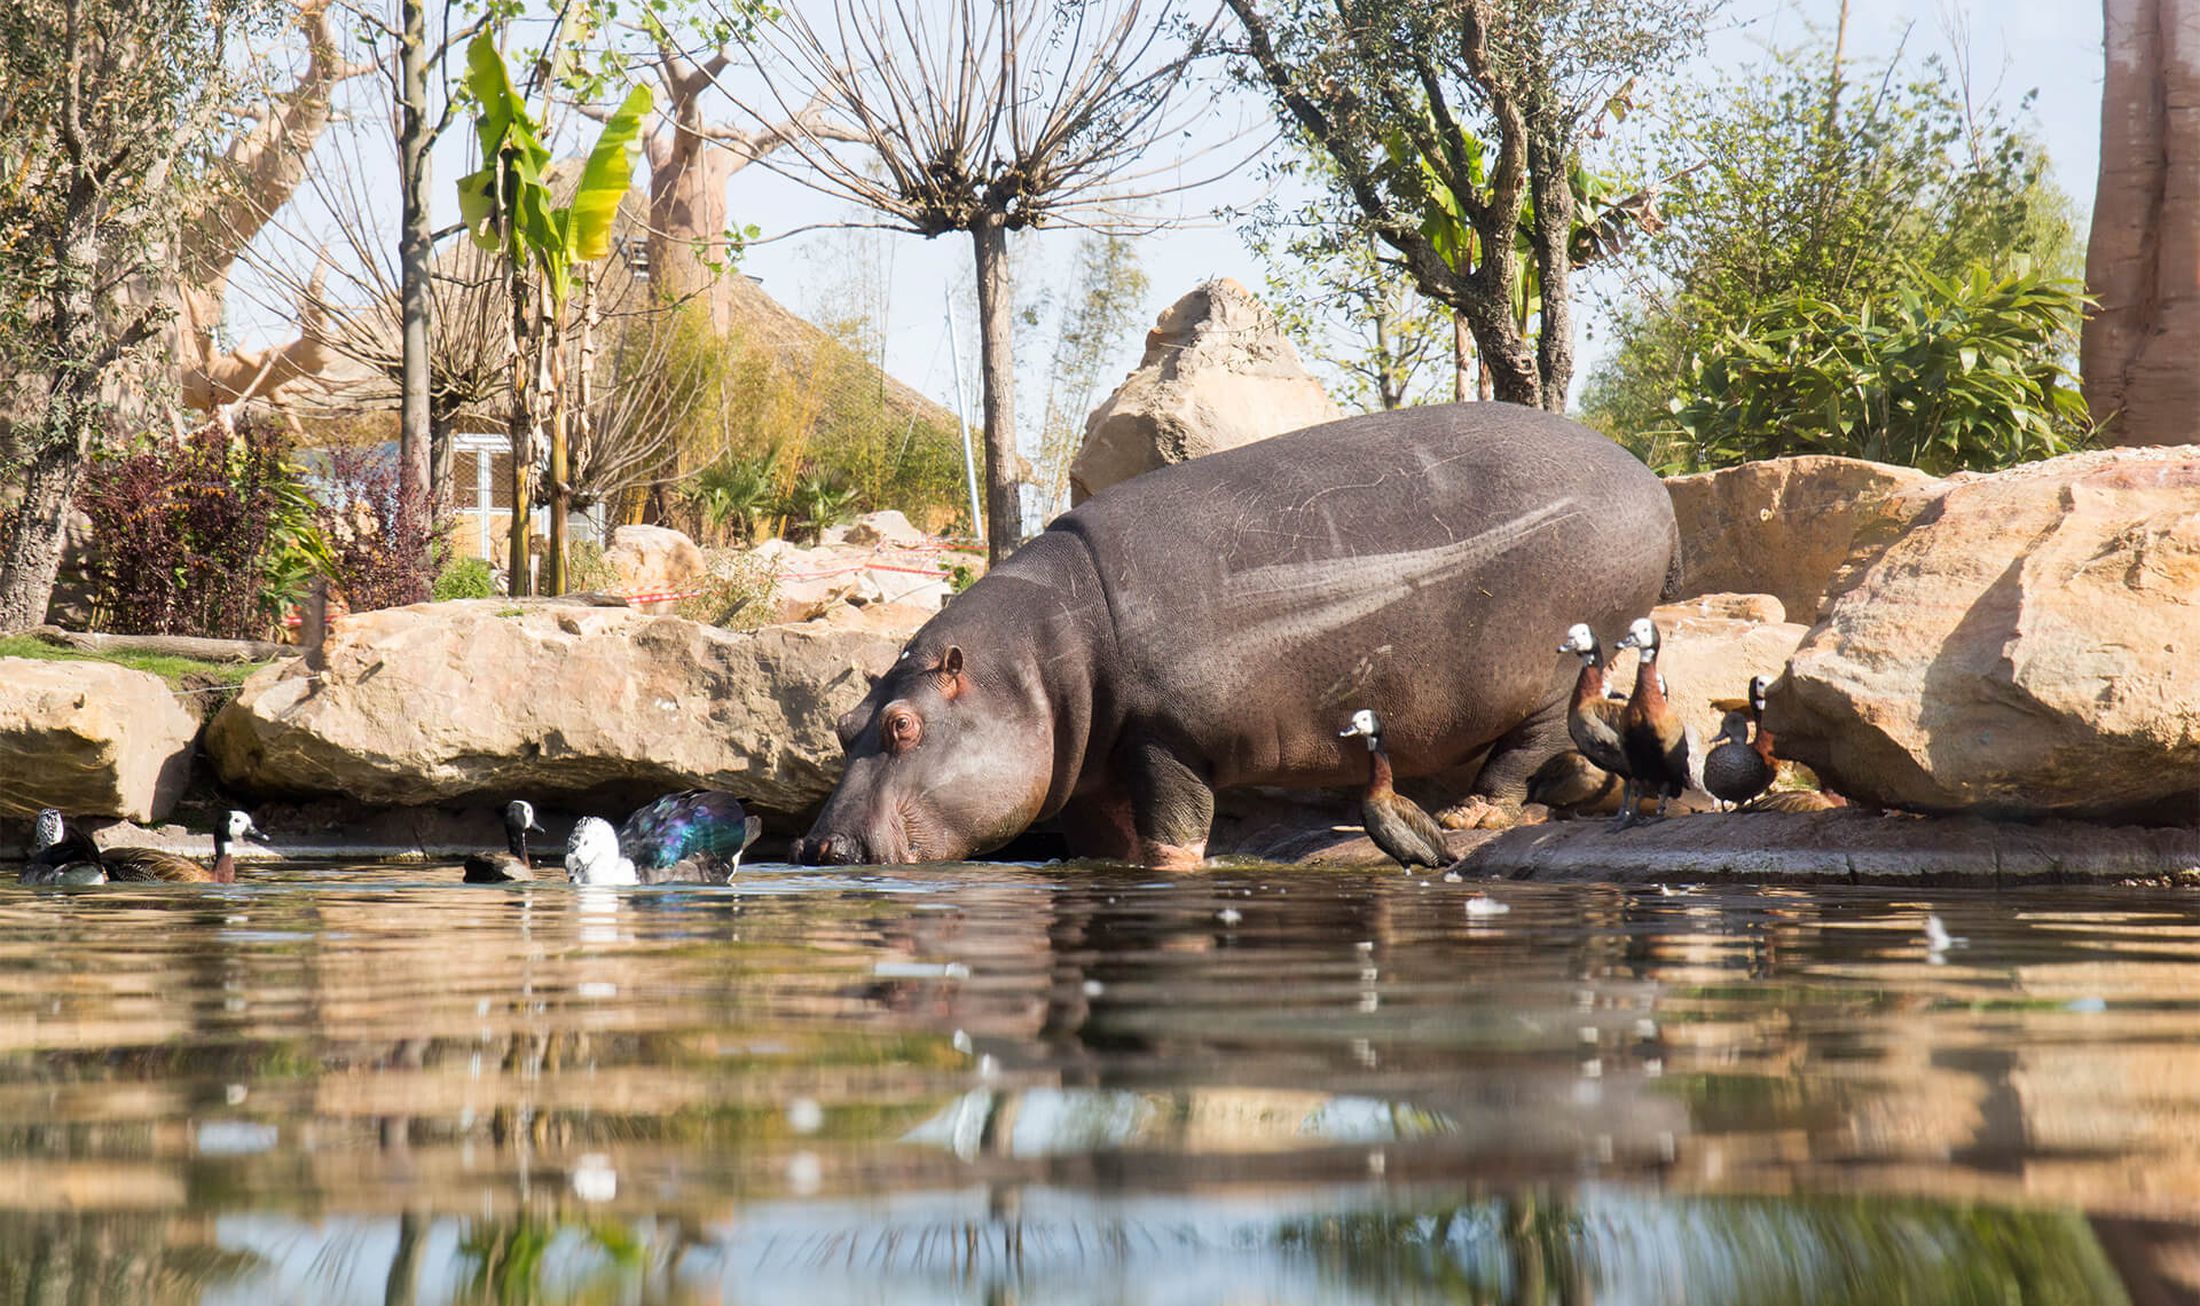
[
  {"left": 1338, "top": 709, "right": 1451, "bottom": 872},
  {"left": 1703, "top": 676, "right": 1777, "bottom": 810},
  {"left": 564, "top": 790, "right": 765, "bottom": 886},
  {"left": 464, "top": 800, "right": 547, "bottom": 883},
  {"left": 1558, "top": 623, "right": 1636, "bottom": 825},
  {"left": 25, "top": 810, "right": 262, "bottom": 883},
  {"left": 1612, "top": 618, "right": 1690, "bottom": 826},
  {"left": 1525, "top": 750, "right": 1622, "bottom": 817},
  {"left": 21, "top": 809, "right": 106, "bottom": 885}
]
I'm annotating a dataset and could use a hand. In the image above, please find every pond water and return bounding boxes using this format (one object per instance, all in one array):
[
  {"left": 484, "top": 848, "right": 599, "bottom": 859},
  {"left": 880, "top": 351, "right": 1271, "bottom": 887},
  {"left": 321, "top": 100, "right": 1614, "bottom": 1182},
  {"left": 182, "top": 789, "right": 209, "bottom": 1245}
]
[{"left": 2, "top": 864, "right": 2198, "bottom": 1304}]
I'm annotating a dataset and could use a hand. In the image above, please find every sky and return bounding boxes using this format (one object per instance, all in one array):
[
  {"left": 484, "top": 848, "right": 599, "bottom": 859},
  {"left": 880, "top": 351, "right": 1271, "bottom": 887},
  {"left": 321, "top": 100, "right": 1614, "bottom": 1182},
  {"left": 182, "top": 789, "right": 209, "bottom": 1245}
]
[{"left": 231, "top": 0, "right": 2107, "bottom": 436}]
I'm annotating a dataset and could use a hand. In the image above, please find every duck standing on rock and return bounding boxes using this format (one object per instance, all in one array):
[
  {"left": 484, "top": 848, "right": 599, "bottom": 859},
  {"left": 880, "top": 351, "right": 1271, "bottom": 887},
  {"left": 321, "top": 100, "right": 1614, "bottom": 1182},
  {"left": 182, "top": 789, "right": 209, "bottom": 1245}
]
[
  {"left": 465, "top": 800, "right": 548, "bottom": 883},
  {"left": 1704, "top": 676, "right": 1777, "bottom": 810},
  {"left": 565, "top": 791, "right": 765, "bottom": 885},
  {"left": 1613, "top": 619, "right": 1690, "bottom": 826},
  {"left": 1339, "top": 710, "right": 1451, "bottom": 872},
  {"left": 1559, "top": 623, "right": 1638, "bottom": 826},
  {"left": 24, "top": 810, "right": 263, "bottom": 884}
]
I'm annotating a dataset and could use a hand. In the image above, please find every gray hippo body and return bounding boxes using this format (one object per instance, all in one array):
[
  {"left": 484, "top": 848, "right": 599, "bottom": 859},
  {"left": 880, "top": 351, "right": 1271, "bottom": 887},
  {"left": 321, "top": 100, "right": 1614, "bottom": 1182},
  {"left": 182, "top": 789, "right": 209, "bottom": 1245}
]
[{"left": 794, "top": 403, "right": 1678, "bottom": 868}]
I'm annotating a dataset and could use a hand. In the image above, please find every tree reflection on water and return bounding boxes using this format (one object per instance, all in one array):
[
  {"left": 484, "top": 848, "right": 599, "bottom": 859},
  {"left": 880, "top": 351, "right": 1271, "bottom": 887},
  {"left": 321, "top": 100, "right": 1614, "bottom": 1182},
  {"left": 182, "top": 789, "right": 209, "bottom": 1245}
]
[{"left": 0, "top": 867, "right": 2198, "bottom": 1302}]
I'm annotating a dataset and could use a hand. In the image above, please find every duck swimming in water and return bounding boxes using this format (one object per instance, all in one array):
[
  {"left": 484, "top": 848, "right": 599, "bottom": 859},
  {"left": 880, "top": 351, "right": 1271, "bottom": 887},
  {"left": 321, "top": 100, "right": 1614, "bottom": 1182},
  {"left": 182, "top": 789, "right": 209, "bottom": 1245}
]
[
  {"left": 1559, "top": 623, "right": 1636, "bottom": 825},
  {"left": 1613, "top": 618, "right": 1690, "bottom": 826},
  {"left": 21, "top": 809, "right": 105, "bottom": 885},
  {"left": 564, "top": 790, "right": 765, "bottom": 885},
  {"left": 465, "top": 800, "right": 547, "bottom": 883},
  {"left": 1703, "top": 676, "right": 1776, "bottom": 810},
  {"left": 1338, "top": 709, "right": 1451, "bottom": 872},
  {"left": 24, "top": 810, "right": 262, "bottom": 883}
]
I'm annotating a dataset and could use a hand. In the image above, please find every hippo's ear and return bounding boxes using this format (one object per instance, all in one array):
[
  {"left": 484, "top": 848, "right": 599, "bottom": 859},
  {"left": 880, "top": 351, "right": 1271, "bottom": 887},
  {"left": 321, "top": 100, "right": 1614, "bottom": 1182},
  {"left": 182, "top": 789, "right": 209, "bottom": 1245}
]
[
  {"left": 936, "top": 645, "right": 966, "bottom": 699},
  {"left": 863, "top": 671, "right": 881, "bottom": 689}
]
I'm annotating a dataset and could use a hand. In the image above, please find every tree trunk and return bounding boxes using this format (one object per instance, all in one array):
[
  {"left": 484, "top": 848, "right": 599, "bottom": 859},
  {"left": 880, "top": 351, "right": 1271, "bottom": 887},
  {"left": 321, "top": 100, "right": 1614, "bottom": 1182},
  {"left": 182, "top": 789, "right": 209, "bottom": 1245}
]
[
  {"left": 1453, "top": 313, "right": 1472, "bottom": 402},
  {"left": 2084, "top": 0, "right": 2200, "bottom": 445},
  {"left": 971, "top": 219, "right": 1022, "bottom": 564},
  {"left": 545, "top": 302, "right": 569, "bottom": 596},
  {"left": 0, "top": 388, "right": 94, "bottom": 633},
  {"left": 397, "top": 0, "right": 434, "bottom": 510},
  {"left": 1526, "top": 130, "right": 1576, "bottom": 413},
  {"left": 0, "top": 213, "right": 102, "bottom": 634},
  {"left": 506, "top": 265, "right": 535, "bottom": 597}
]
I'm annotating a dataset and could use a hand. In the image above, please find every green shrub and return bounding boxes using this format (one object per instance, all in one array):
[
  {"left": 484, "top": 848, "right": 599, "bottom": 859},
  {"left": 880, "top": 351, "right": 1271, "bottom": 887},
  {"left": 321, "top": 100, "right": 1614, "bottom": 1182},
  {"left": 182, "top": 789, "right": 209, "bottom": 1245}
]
[
  {"left": 566, "top": 539, "right": 620, "bottom": 593},
  {"left": 675, "top": 548, "right": 777, "bottom": 629},
  {"left": 1652, "top": 260, "right": 2089, "bottom": 475},
  {"left": 433, "top": 556, "right": 498, "bottom": 602}
]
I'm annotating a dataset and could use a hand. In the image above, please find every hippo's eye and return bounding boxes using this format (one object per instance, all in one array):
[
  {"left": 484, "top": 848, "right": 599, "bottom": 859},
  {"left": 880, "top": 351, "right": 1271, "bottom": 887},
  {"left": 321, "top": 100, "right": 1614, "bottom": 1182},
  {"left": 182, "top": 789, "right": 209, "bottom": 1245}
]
[{"left": 881, "top": 707, "right": 923, "bottom": 754}]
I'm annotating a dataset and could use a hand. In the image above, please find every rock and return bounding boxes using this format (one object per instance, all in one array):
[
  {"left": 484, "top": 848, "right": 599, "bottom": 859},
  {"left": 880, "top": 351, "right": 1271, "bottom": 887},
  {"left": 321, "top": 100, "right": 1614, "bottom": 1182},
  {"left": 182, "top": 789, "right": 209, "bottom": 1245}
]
[
  {"left": 831, "top": 510, "right": 927, "bottom": 549},
  {"left": 1652, "top": 592, "right": 1786, "bottom": 625},
  {"left": 1458, "top": 810, "right": 2200, "bottom": 884},
  {"left": 755, "top": 538, "right": 960, "bottom": 622},
  {"left": 1070, "top": 278, "right": 1340, "bottom": 504},
  {"left": 0, "top": 658, "right": 201, "bottom": 822},
  {"left": 601, "top": 525, "right": 706, "bottom": 611},
  {"left": 205, "top": 600, "right": 901, "bottom": 819},
  {"left": 1664, "top": 456, "right": 1942, "bottom": 620},
  {"left": 1773, "top": 445, "right": 2200, "bottom": 822}
]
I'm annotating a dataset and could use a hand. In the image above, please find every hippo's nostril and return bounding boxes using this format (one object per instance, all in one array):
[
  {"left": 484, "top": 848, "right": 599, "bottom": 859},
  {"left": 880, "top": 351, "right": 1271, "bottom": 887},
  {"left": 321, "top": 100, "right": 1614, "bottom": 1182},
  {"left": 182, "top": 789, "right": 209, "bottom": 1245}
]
[{"left": 813, "top": 835, "right": 865, "bottom": 866}]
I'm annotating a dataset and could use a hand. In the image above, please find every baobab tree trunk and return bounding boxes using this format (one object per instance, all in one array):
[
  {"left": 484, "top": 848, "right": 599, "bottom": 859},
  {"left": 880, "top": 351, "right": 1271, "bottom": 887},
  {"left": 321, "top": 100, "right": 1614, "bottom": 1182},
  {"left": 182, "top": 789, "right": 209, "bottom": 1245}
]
[
  {"left": 2084, "top": 0, "right": 2200, "bottom": 445},
  {"left": 971, "top": 218, "right": 1022, "bottom": 564},
  {"left": 397, "top": 0, "right": 434, "bottom": 509},
  {"left": 0, "top": 233, "right": 102, "bottom": 633}
]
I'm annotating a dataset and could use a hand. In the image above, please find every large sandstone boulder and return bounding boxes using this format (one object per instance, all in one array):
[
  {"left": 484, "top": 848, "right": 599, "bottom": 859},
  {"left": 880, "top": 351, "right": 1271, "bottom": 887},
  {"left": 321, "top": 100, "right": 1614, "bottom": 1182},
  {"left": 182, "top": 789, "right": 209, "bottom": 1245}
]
[
  {"left": 753, "top": 537, "right": 963, "bottom": 623},
  {"left": 1772, "top": 445, "right": 2200, "bottom": 821},
  {"left": 205, "top": 601, "right": 901, "bottom": 819},
  {"left": 1069, "top": 278, "right": 1340, "bottom": 504},
  {"left": 1665, "top": 456, "right": 1942, "bottom": 620},
  {"left": 601, "top": 525, "right": 706, "bottom": 612},
  {"left": 0, "top": 658, "right": 201, "bottom": 821}
]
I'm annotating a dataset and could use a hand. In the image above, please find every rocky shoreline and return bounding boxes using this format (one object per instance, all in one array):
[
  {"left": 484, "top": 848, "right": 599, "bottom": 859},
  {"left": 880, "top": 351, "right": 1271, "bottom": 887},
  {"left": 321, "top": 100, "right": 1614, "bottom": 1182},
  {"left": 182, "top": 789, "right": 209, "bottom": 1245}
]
[{"left": 3, "top": 445, "right": 2196, "bottom": 880}]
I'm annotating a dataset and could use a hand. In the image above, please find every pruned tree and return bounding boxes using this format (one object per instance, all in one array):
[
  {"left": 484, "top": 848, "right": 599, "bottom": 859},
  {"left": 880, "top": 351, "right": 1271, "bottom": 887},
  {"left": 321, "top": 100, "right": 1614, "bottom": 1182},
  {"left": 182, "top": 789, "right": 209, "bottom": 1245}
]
[
  {"left": 2084, "top": 0, "right": 2199, "bottom": 446},
  {"left": 713, "top": 0, "right": 1227, "bottom": 564},
  {"left": 1222, "top": 0, "right": 1710, "bottom": 411},
  {"left": 0, "top": 0, "right": 281, "bottom": 632}
]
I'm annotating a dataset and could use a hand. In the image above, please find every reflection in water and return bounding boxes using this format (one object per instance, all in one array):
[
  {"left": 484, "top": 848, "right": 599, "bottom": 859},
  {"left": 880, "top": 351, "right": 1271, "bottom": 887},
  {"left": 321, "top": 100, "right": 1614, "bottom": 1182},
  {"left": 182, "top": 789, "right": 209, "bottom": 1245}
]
[{"left": 0, "top": 867, "right": 2198, "bottom": 1301}]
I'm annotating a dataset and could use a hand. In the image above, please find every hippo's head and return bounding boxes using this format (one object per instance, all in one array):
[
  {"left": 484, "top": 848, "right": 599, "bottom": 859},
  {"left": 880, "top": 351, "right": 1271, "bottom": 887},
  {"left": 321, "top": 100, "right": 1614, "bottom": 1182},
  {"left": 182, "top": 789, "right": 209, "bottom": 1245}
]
[{"left": 792, "top": 642, "right": 1056, "bottom": 865}]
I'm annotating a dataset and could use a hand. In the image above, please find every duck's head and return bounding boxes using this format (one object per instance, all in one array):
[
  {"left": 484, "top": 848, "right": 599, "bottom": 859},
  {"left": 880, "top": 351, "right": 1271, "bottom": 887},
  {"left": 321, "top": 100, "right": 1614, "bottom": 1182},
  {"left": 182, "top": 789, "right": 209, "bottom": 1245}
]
[
  {"left": 1614, "top": 617, "right": 1661, "bottom": 659},
  {"left": 1339, "top": 708, "right": 1383, "bottom": 749},
  {"left": 503, "top": 799, "right": 547, "bottom": 837},
  {"left": 31, "top": 809, "right": 63, "bottom": 854},
  {"left": 1749, "top": 675, "right": 1769, "bottom": 715},
  {"left": 1558, "top": 623, "right": 1599, "bottom": 658},
  {"left": 222, "top": 810, "right": 265, "bottom": 844},
  {"left": 1716, "top": 708, "right": 1752, "bottom": 744},
  {"left": 566, "top": 817, "right": 635, "bottom": 886}
]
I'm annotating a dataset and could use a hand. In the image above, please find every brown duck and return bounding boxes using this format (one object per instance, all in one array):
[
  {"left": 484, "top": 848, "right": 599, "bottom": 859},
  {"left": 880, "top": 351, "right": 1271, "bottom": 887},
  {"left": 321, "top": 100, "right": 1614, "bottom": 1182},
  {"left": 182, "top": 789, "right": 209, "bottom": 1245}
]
[
  {"left": 1613, "top": 618, "right": 1689, "bottom": 826},
  {"left": 1526, "top": 750, "right": 1623, "bottom": 816},
  {"left": 1339, "top": 710, "right": 1450, "bottom": 871},
  {"left": 1558, "top": 623, "right": 1636, "bottom": 826},
  {"left": 1704, "top": 676, "right": 1776, "bottom": 809},
  {"left": 37, "top": 810, "right": 264, "bottom": 883}
]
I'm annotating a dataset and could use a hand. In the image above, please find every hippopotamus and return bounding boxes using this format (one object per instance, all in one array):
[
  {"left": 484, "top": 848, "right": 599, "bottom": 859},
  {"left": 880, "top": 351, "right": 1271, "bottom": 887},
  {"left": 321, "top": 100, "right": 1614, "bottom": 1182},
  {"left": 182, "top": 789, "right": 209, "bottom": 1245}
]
[{"left": 792, "top": 402, "right": 1678, "bottom": 868}]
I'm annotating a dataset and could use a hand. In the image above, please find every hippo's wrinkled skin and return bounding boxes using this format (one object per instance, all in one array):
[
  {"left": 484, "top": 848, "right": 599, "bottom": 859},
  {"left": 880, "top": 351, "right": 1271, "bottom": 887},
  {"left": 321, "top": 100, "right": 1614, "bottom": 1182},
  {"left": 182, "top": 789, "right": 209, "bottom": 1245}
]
[{"left": 792, "top": 403, "right": 1678, "bottom": 869}]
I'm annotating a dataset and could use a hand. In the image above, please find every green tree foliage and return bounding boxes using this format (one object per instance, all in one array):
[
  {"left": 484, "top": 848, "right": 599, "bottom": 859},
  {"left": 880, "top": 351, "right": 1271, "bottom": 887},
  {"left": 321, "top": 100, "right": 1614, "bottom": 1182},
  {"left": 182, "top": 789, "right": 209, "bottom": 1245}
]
[
  {"left": 1662, "top": 261, "right": 2087, "bottom": 475},
  {"left": 1223, "top": 0, "right": 1712, "bottom": 411},
  {"left": 0, "top": 0, "right": 282, "bottom": 631},
  {"left": 1582, "top": 38, "right": 2084, "bottom": 469}
]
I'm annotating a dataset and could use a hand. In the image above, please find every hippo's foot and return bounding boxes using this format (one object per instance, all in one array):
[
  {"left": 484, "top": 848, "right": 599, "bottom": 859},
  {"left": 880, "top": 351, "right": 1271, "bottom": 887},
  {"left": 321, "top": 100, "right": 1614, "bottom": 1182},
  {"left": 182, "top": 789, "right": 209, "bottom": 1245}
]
[
  {"left": 1139, "top": 840, "right": 1208, "bottom": 872},
  {"left": 1437, "top": 796, "right": 1519, "bottom": 831}
]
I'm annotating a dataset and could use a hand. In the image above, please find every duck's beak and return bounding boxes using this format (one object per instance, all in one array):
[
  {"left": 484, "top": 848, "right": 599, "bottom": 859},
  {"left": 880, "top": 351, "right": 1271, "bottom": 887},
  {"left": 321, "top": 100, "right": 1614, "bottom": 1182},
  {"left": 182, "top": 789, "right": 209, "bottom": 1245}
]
[
  {"left": 527, "top": 818, "right": 548, "bottom": 834},
  {"left": 244, "top": 820, "right": 266, "bottom": 842}
]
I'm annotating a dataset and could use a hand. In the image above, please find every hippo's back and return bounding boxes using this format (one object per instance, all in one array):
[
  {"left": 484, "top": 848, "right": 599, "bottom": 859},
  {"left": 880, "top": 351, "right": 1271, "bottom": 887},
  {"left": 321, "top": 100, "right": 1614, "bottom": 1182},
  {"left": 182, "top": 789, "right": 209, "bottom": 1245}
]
[{"left": 1046, "top": 403, "right": 1676, "bottom": 785}]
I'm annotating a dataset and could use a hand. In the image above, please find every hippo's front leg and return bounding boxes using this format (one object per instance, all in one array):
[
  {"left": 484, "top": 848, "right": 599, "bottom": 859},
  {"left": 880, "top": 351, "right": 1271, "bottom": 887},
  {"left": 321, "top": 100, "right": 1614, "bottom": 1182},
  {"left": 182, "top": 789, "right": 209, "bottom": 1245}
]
[{"left": 1119, "top": 736, "right": 1215, "bottom": 871}]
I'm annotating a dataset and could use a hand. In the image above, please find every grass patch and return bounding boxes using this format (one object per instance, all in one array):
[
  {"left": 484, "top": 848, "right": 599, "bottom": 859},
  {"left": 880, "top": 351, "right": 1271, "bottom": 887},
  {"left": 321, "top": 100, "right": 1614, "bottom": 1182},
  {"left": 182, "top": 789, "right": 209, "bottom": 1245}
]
[{"left": 0, "top": 635, "right": 268, "bottom": 692}]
